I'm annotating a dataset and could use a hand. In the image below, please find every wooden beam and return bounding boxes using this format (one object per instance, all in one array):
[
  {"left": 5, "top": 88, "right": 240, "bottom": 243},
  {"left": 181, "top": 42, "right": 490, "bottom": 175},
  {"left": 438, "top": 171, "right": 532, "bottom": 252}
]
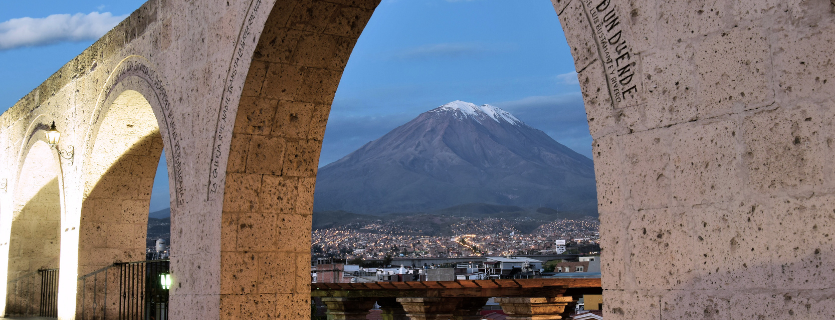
[{"left": 310, "top": 278, "right": 598, "bottom": 298}]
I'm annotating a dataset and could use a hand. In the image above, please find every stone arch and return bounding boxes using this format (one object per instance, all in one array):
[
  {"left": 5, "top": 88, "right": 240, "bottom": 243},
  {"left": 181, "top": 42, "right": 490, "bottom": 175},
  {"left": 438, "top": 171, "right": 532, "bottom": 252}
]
[
  {"left": 70, "top": 57, "right": 176, "bottom": 316},
  {"left": 216, "top": 0, "right": 380, "bottom": 317},
  {"left": 4, "top": 123, "right": 65, "bottom": 317},
  {"left": 205, "top": 0, "right": 835, "bottom": 317},
  {"left": 170, "top": 0, "right": 835, "bottom": 318},
  {"left": 214, "top": 0, "right": 606, "bottom": 318},
  {"left": 81, "top": 56, "right": 182, "bottom": 209},
  {"left": 0, "top": 0, "right": 831, "bottom": 319}
]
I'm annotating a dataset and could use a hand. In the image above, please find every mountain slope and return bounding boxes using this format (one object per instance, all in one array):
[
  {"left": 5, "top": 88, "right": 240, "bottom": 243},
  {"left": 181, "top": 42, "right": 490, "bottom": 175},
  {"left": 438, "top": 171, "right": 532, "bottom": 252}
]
[
  {"left": 149, "top": 207, "right": 171, "bottom": 219},
  {"left": 314, "top": 101, "right": 597, "bottom": 215}
]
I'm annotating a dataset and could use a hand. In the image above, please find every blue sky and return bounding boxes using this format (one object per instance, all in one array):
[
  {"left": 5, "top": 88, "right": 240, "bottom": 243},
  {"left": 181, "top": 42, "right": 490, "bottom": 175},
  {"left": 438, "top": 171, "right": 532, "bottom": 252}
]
[{"left": 0, "top": 0, "right": 589, "bottom": 213}]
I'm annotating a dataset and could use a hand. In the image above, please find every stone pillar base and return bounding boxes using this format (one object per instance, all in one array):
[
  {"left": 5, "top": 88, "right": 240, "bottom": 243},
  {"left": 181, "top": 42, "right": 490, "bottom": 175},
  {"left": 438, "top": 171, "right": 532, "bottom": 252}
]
[
  {"left": 396, "top": 297, "right": 488, "bottom": 320},
  {"left": 396, "top": 297, "right": 457, "bottom": 320},
  {"left": 321, "top": 297, "right": 377, "bottom": 320},
  {"left": 494, "top": 296, "right": 575, "bottom": 320}
]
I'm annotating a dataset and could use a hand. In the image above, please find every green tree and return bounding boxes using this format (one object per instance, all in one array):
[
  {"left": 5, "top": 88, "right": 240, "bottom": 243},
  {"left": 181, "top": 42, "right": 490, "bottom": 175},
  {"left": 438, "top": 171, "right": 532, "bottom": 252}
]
[{"left": 543, "top": 259, "right": 563, "bottom": 272}]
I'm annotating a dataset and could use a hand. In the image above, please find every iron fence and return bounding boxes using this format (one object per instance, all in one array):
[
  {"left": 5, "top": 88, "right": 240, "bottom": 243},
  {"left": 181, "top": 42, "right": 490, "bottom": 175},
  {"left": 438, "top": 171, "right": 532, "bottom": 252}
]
[
  {"left": 77, "top": 260, "right": 169, "bottom": 320},
  {"left": 38, "top": 268, "right": 59, "bottom": 317},
  {"left": 118, "top": 260, "right": 169, "bottom": 320},
  {"left": 77, "top": 264, "right": 112, "bottom": 320},
  {"left": 4, "top": 269, "right": 41, "bottom": 316}
]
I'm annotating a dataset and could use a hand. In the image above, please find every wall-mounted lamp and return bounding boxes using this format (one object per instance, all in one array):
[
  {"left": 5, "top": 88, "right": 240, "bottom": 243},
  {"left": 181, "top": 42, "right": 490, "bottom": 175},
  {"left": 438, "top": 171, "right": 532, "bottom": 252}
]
[
  {"left": 46, "top": 121, "right": 74, "bottom": 165},
  {"left": 160, "top": 273, "right": 171, "bottom": 290}
]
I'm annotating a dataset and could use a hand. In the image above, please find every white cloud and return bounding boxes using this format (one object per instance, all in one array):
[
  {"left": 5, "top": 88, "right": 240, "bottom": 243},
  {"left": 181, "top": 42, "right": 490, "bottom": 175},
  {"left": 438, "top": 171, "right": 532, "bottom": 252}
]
[
  {"left": 0, "top": 12, "right": 127, "bottom": 50},
  {"left": 556, "top": 71, "right": 579, "bottom": 86}
]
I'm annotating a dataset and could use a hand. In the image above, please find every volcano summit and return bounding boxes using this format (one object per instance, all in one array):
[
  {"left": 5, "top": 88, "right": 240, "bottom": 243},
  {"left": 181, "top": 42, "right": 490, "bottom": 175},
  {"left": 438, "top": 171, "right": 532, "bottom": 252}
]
[{"left": 314, "top": 101, "right": 597, "bottom": 215}]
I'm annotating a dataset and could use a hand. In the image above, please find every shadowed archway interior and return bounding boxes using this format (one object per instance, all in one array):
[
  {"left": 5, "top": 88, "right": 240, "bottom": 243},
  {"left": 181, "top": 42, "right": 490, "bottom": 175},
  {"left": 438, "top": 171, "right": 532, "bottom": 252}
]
[
  {"left": 77, "top": 90, "right": 163, "bottom": 316},
  {"left": 6, "top": 141, "right": 61, "bottom": 317}
]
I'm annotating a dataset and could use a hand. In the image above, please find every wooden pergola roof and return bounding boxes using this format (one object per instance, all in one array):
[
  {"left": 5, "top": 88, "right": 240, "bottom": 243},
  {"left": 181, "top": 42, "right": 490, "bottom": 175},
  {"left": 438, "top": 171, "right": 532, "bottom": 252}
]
[{"left": 311, "top": 278, "right": 602, "bottom": 298}]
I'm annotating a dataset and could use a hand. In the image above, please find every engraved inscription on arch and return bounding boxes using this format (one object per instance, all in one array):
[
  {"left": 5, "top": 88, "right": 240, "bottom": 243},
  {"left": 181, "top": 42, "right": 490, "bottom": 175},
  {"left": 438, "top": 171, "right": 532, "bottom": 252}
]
[
  {"left": 582, "top": 0, "right": 641, "bottom": 108},
  {"left": 94, "top": 58, "right": 185, "bottom": 206},
  {"left": 207, "top": 0, "right": 266, "bottom": 201}
]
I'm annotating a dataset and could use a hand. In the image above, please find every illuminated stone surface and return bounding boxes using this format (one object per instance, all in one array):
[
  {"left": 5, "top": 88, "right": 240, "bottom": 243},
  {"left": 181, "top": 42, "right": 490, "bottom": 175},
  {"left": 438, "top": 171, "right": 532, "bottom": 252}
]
[
  {"left": 5, "top": 143, "right": 60, "bottom": 317},
  {"left": 0, "top": 0, "right": 833, "bottom": 319}
]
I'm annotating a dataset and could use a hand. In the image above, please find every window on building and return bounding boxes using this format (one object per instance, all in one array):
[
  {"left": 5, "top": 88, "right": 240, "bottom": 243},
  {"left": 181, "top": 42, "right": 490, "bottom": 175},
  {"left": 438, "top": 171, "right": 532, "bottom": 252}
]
[{"left": 576, "top": 266, "right": 584, "bottom": 272}]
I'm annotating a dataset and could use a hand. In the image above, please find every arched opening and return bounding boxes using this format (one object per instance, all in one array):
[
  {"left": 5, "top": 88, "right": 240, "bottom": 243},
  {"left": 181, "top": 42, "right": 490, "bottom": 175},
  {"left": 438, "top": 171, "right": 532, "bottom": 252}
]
[
  {"left": 77, "top": 89, "right": 165, "bottom": 317},
  {"left": 6, "top": 141, "right": 62, "bottom": 316},
  {"left": 147, "top": 152, "right": 171, "bottom": 258},
  {"left": 312, "top": 0, "right": 594, "bottom": 229},
  {"left": 221, "top": 0, "right": 595, "bottom": 317},
  {"left": 307, "top": 2, "right": 598, "bottom": 317}
]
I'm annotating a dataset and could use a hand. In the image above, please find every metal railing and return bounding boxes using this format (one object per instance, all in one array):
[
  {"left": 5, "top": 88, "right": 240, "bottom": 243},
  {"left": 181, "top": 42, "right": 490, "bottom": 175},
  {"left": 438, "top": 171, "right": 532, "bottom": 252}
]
[
  {"left": 4, "top": 269, "right": 41, "bottom": 316},
  {"left": 117, "top": 260, "right": 169, "bottom": 320},
  {"left": 77, "top": 264, "right": 112, "bottom": 320},
  {"left": 77, "top": 259, "right": 169, "bottom": 320},
  {"left": 38, "top": 268, "right": 59, "bottom": 317}
]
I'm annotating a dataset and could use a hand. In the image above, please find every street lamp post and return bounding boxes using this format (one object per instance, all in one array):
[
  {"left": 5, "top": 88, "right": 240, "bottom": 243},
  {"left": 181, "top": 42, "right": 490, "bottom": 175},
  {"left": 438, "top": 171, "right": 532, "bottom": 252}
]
[{"left": 45, "top": 121, "right": 74, "bottom": 165}]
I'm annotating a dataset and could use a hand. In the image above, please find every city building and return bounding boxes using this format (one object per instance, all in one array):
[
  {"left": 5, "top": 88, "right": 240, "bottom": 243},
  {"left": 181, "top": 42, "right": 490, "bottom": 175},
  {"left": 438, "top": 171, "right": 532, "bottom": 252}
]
[
  {"left": 146, "top": 238, "right": 169, "bottom": 260},
  {"left": 555, "top": 239, "right": 567, "bottom": 254},
  {"left": 484, "top": 257, "right": 542, "bottom": 278}
]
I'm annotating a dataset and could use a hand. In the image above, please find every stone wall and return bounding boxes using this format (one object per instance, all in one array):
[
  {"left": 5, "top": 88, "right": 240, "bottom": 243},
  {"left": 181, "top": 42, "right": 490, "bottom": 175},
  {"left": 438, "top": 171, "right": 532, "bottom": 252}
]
[
  {"left": 0, "top": 0, "right": 832, "bottom": 319},
  {"left": 217, "top": 1, "right": 379, "bottom": 318},
  {"left": 5, "top": 142, "right": 61, "bottom": 316},
  {"left": 555, "top": 0, "right": 835, "bottom": 318}
]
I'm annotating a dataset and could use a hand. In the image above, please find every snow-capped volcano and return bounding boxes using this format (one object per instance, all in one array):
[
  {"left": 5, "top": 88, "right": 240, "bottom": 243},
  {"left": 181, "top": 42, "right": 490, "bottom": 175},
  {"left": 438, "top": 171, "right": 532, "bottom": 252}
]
[
  {"left": 314, "top": 101, "right": 597, "bottom": 215},
  {"left": 430, "top": 100, "right": 522, "bottom": 125}
]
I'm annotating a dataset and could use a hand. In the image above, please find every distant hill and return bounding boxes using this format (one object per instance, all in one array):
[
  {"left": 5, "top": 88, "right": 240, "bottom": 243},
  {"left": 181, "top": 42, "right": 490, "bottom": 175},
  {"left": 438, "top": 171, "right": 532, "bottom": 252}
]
[
  {"left": 149, "top": 207, "right": 170, "bottom": 219},
  {"left": 312, "top": 210, "right": 378, "bottom": 230},
  {"left": 314, "top": 101, "right": 598, "bottom": 215},
  {"left": 433, "top": 203, "right": 527, "bottom": 216},
  {"left": 312, "top": 203, "right": 595, "bottom": 236},
  {"left": 429, "top": 203, "right": 590, "bottom": 220},
  {"left": 534, "top": 207, "right": 590, "bottom": 221}
]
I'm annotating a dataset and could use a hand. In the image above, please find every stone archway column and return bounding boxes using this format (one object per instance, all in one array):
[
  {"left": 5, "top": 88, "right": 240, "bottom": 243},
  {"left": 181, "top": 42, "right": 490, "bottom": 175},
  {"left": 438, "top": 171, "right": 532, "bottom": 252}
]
[
  {"left": 216, "top": 0, "right": 380, "bottom": 319},
  {"left": 56, "top": 228, "right": 80, "bottom": 319},
  {"left": 0, "top": 193, "right": 10, "bottom": 316},
  {"left": 56, "top": 145, "right": 83, "bottom": 320}
]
